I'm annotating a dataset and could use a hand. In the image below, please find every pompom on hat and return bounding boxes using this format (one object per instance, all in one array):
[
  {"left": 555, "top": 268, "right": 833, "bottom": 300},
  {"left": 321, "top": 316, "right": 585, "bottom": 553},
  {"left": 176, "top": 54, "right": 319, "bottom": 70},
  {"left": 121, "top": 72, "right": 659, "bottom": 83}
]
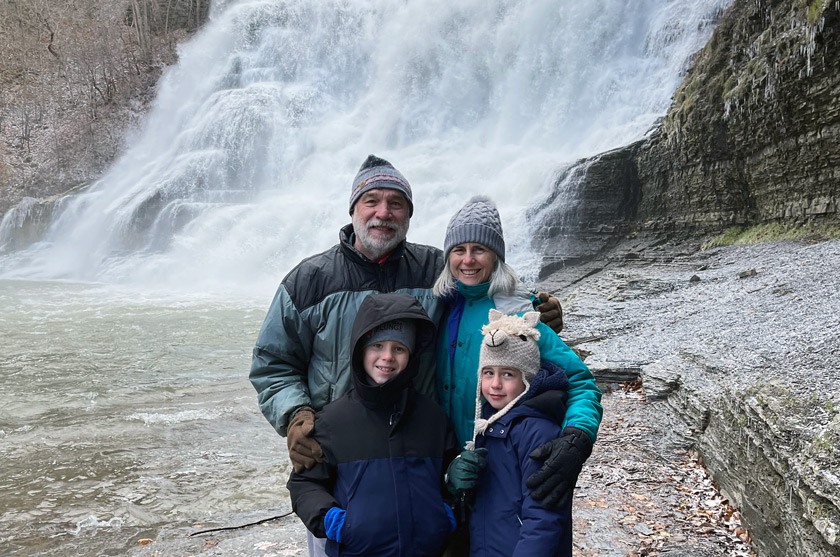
[
  {"left": 443, "top": 195, "right": 505, "bottom": 261},
  {"left": 349, "top": 155, "right": 413, "bottom": 216}
]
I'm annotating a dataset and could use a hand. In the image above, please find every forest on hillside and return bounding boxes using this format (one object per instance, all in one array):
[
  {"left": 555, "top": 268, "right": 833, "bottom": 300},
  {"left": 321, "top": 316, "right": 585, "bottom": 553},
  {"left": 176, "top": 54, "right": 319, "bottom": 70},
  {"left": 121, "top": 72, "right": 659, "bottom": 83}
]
[{"left": 0, "top": 0, "right": 208, "bottom": 215}]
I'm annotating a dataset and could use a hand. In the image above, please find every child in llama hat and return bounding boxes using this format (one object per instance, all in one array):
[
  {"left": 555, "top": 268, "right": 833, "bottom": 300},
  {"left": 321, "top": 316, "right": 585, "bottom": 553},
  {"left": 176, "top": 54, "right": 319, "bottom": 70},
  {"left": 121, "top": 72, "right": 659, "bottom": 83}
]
[{"left": 447, "top": 309, "right": 574, "bottom": 556}]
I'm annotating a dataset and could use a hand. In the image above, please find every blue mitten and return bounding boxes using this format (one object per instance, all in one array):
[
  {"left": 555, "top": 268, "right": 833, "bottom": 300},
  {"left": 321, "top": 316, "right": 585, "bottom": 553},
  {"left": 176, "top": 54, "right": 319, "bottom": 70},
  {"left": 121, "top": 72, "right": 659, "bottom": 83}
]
[{"left": 324, "top": 507, "right": 346, "bottom": 543}]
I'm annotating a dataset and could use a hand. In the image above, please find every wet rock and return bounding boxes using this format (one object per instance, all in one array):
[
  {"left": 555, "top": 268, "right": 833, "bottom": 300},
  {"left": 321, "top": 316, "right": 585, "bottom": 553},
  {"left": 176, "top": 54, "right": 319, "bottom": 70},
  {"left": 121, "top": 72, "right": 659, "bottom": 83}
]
[
  {"left": 641, "top": 361, "right": 682, "bottom": 401},
  {"left": 529, "top": 0, "right": 840, "bottom": 268}
]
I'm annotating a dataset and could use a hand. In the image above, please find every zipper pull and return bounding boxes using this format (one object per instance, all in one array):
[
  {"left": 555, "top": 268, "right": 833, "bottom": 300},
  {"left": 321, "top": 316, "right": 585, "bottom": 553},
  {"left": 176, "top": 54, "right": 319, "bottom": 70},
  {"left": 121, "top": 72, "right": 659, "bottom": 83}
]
[{"left": 389, "top": 412, "right": 401, "bottom": 426}]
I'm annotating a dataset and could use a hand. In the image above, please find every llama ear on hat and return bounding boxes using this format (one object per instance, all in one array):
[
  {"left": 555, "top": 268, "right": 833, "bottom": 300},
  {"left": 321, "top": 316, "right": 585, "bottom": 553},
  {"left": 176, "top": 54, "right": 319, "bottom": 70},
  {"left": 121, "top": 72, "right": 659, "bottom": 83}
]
[
  {"left": 488, "top": 309, "right": 504, "bottom": 323},
  {"left": 522, "top": 311, "right": 540, "bottom": 328}
]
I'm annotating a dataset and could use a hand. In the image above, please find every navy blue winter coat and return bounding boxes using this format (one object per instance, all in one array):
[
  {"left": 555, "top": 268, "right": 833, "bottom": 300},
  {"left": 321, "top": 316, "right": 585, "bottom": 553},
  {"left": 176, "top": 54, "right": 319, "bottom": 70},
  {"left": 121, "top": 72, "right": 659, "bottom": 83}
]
[
  {"left": 469, "top": 361, "right": 572, "bottom": 557},
  {"left": 287, "top": 293, "right": 460, "bottom": 557}
]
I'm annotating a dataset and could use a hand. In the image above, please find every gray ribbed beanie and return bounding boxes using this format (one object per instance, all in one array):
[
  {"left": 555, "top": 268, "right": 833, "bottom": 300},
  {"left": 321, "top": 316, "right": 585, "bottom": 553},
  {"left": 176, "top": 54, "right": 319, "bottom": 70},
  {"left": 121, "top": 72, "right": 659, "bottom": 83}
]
[
  {"left": 363, "top": 319, "right": 417, "bottom": 353},
  {"left": 349, "top": 155, "right": 414, "bottom": 216},
  {"left": 443, "top": 195, "right": 505, "bottom": 261}
]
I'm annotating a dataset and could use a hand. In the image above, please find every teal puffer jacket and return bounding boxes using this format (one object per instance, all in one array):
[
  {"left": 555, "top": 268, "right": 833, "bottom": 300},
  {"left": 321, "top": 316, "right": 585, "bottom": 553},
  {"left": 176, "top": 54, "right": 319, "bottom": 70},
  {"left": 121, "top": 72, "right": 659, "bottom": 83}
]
[{"left": 436, "top": 281, "right": 603, "bottom": 446}]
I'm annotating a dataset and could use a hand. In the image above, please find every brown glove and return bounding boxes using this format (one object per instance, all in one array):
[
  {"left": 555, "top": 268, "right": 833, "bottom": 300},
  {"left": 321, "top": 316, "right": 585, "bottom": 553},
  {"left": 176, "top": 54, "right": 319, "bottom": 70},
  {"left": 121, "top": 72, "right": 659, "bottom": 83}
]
[
  {"left": 286, "top": 406, "right": 324, "bottom": 473},
  {"left": 535, "top": 292, "right": 564, "bottom": 333}
]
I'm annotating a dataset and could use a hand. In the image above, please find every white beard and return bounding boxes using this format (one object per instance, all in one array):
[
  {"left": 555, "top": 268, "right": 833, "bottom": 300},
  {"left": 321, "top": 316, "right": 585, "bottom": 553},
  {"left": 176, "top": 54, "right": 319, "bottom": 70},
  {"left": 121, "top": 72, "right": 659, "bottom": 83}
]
[{"left": 352, "top": 214, "right": 410, "bottom": 260}]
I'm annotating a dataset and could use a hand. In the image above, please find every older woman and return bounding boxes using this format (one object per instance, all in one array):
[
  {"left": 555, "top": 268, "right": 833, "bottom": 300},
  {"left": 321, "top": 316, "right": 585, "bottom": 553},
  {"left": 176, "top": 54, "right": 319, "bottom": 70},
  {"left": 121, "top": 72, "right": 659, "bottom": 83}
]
[{"left": 433, "top": 195, "right": 602, "bottom": 515}]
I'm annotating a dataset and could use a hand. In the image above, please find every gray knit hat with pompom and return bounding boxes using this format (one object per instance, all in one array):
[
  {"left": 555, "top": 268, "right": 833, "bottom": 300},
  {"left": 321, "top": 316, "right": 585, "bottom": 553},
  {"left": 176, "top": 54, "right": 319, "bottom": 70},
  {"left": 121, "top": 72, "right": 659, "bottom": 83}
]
[
  {"left": 349, "top": 155, "right": 413, "bottom": 216},
  {"left": 443, "top": 195, "right": 505, "bottom": 261}
]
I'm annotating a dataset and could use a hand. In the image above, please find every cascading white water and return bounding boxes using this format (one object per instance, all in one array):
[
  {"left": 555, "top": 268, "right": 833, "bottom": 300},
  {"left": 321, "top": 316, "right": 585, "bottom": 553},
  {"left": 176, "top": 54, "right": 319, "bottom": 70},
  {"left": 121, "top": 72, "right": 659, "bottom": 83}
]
[{"left": 0, "top": 0, "right": 732, "bottom": 298}]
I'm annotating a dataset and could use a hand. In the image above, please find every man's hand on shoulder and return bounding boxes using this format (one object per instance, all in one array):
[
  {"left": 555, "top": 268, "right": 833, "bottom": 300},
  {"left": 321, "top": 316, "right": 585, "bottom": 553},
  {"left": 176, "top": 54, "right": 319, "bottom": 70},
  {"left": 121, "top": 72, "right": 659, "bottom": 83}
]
[{"left": 535, "top": 292, "right": 564, "bottom": 333}]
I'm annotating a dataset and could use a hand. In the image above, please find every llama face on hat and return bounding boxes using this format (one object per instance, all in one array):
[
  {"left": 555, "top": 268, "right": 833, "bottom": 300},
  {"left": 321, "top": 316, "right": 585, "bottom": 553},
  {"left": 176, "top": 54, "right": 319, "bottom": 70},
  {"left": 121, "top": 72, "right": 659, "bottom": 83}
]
[{"left": 479, "top": 310, "right": 541, "bottom": 381}]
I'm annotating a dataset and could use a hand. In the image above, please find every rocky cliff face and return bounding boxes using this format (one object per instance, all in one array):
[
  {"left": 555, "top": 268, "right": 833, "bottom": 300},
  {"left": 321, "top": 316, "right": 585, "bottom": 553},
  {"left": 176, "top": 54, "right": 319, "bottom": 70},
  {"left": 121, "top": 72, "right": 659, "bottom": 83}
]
[
  {"left": 549, "top": 238, "right": 840, "bottom": 557},
  {"left": 642, "top": 0, "right": 839, "bottom": 227},
  {"left": 532, "top": 0, "right": 840, "bottom": 269}
]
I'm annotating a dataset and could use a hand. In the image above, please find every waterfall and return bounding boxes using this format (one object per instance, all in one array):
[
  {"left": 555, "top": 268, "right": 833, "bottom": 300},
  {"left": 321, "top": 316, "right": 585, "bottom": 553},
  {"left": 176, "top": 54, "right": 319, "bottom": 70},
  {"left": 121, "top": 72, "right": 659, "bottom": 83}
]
[{"left": 0, "top": 0, "right": 732, "bottom": 297}]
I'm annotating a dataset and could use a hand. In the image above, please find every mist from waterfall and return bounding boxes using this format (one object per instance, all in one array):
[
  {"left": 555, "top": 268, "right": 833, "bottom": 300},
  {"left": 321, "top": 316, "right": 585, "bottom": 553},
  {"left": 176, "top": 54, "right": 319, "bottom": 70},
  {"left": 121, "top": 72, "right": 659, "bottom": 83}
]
[{"left": 0, "top": 0, "right": 732, "bottom": 298}]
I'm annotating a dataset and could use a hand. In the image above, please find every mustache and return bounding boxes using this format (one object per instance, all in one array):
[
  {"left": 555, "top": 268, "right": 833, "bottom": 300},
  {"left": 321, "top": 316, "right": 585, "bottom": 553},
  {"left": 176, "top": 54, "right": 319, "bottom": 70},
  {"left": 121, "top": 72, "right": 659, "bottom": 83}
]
[{"left": 365, "top": 219, "right": 399, "bottom": 231}]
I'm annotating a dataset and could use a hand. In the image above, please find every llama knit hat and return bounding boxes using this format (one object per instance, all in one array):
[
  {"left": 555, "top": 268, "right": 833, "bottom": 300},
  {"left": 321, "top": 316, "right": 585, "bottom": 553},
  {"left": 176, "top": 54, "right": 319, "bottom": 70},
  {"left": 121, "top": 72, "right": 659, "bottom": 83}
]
[
  {"left": 478, "top": 310, "right": 541, "bottom": 380},
  {"left": 443, "top": 195, "right": 505, "bottom": 261},
  {"left": 466, "top": 309, "right": 541, "bottom": 449},
  {"left": 349, "top": 155, "right": 414, "bottom": 216},
  {"left": 363, "top": 319, "right": 417, "bottom": 353}
]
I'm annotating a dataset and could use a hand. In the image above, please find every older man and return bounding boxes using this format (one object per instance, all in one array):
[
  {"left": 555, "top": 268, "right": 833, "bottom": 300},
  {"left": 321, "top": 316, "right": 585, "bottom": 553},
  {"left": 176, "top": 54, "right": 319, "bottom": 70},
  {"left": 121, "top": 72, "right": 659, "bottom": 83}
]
[{"left": 250, "top": 154, "right": 444, "bottom": 445}]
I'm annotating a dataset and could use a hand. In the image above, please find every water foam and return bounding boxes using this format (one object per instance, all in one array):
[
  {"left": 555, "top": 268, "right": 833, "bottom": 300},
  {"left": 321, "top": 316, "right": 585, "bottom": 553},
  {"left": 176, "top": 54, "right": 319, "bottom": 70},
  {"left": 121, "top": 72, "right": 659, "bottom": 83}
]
[{"left": 0, "top": 0, "right": 732, "bottom": 297}]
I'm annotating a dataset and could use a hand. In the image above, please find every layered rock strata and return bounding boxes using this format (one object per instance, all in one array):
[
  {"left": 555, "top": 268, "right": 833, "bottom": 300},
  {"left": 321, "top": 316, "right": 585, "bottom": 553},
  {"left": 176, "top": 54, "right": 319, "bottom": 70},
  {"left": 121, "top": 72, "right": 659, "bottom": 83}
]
[{"left": 532, "top": 0, "right": 840, "bottom": 268}]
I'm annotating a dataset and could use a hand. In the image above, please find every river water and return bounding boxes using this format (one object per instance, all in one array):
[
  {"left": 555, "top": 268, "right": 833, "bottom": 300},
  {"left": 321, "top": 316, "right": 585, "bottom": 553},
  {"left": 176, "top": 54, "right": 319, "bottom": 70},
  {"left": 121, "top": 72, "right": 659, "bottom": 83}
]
[{"left": 0, "top": 280, "right": 288, "bottom": 556}]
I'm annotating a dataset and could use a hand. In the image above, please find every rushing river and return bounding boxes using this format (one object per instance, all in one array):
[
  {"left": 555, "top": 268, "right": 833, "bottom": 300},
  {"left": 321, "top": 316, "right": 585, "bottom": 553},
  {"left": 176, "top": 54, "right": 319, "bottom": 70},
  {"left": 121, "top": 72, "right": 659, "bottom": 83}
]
[{"left": 0, "top": 280, "right": 289, "bottom": 556}]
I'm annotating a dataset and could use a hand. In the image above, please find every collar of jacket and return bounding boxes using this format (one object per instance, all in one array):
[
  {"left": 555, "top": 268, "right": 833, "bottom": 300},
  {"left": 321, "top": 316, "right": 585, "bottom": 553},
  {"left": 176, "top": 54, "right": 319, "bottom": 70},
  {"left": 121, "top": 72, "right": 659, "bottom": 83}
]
[
  {"left": 339, "top": 223, "right": 407, "bottom": 265},
  {"left": 455, "top": 280, "right": 491, "bottom": 301},
  {"left": 479, "top": 399, "right": 545, "bottom": 433},
  {"left": 352, "top": 382, "right": 414, "bottom": 423}
]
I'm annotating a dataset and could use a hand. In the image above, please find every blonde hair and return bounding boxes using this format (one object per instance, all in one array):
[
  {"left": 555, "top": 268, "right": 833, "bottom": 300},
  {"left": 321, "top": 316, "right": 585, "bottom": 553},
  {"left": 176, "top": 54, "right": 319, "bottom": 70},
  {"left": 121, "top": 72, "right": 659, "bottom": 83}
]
[{"left": 433, "top": 252, "right": 520, "bottom": 298}]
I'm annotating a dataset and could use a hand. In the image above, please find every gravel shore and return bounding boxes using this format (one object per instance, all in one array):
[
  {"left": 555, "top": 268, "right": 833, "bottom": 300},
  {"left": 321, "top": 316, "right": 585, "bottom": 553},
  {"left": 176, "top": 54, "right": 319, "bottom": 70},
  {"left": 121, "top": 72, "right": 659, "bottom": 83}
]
[{"left": 130, "top": 237, "right": 839, "bottom": 557}]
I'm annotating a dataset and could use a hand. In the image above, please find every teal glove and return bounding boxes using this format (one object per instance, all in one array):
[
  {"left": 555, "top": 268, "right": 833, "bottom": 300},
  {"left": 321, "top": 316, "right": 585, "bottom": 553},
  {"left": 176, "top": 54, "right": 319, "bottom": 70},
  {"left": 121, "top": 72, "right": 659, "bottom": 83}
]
[{"left": 446, "top": 448, "right": 488, "bottom": 494}]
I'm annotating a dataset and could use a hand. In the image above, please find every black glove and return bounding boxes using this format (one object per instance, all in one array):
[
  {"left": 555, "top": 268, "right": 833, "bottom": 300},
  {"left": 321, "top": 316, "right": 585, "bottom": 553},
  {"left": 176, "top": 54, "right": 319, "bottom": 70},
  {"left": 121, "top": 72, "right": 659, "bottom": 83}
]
[
  {"left": 446, "top": 448, "right": 488, "bottom": 495},
  {"left": 535, "top": 292, "right": 564, "bottom": 333},
  {"left": 526, "top": 427, "right": 593, "bottom": 508},
  {"left": 286, "top": 406, "right": 324, "bottom": 473}
]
